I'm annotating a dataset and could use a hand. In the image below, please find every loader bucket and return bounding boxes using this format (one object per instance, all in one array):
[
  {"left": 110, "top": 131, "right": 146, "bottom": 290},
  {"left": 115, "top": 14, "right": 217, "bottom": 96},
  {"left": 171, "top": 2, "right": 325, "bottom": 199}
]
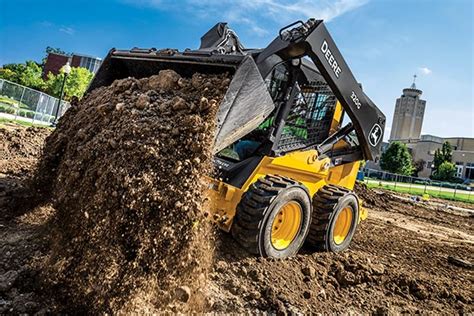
[
  {"left": 213, "top": 56, "right": 275, "bottom": 153},
  {"left": 88, "top": 50, "right": 275, "bottom": 153}
]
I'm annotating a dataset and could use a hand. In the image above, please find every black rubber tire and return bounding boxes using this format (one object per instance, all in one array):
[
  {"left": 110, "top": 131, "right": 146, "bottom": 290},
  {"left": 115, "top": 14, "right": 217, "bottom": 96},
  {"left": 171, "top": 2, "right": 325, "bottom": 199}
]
[
  {"left": 231, "top": 175, "right": 312, "bottom": 258},
  {"left": 307, "top": 184, "right": 359, "bottom": 252}
]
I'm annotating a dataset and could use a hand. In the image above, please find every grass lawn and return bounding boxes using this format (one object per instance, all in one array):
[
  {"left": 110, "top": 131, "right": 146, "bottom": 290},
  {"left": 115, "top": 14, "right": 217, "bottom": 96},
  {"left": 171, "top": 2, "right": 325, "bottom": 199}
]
[
  {"left": 0, "top": 95, "right": 29, "bottom": 109},
  {"left": 366, "top": 181, "right": 473, "bottom": 204},
  {"left": 0, "top": 117, "right": 52, "bottom": 129}
]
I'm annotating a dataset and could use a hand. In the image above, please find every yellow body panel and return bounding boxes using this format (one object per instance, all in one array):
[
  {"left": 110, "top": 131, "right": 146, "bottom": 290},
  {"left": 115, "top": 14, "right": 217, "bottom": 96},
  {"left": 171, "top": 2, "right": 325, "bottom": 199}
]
[
  {"left": 326, "top": 161, "right": 360, "bottom": 190},
  {"left": 250, "top": 150, "right": 330, "bottom": 197},
  {"left": 205, "top": 147, "right": 366, "bottom": 231},
  {"left": 330, "top": 101, "right": 344, "bottom": 133}
]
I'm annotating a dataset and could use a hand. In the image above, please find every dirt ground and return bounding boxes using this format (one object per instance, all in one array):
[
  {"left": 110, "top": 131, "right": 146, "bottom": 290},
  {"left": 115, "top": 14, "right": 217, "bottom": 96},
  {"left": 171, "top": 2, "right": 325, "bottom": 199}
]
[{"left": 1, "top": 124, "right": 473, "bottom": 314}]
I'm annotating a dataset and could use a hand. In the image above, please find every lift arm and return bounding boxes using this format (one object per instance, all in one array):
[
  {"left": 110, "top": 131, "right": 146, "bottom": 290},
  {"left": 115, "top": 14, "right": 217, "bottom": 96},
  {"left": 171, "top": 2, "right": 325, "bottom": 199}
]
[{"left": 256, "top": 19, "right": 386, "bottom": 161}]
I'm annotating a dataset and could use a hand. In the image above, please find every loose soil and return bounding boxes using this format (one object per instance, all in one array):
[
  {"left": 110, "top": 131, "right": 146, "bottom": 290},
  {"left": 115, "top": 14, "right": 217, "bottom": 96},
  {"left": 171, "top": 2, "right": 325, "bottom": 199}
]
[
  {"left": 1, "top": 81, "right": 473, "bottom": 314},
  {"left": 0, "top": 124, "right": 51, "bottom": 177},
  {"left": 30, "top": 70, "right": 229, "bottom": 314}
]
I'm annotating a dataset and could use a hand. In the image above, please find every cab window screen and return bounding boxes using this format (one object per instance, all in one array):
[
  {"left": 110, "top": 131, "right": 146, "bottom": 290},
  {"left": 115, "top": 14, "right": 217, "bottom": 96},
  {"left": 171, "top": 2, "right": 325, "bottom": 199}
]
[{"left": 277, "top": 81, "right": 337, "bottom": 152}]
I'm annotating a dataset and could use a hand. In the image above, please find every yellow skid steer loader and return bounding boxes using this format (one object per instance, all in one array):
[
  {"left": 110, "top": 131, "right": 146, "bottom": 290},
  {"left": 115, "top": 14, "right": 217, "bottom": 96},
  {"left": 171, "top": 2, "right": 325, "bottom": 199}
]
[{"left": 88, "top": 19, "right": 385, "bottom": 258}]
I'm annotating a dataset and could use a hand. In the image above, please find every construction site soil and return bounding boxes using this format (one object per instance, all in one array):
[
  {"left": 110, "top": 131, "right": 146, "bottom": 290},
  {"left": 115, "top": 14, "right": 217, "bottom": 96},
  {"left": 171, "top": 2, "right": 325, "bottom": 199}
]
[
  {"left": 29, "top": 71, "right": 227, "bottom": 314},
  {"left": 1, "top": 74, "right": 473, "bottom": 314}
]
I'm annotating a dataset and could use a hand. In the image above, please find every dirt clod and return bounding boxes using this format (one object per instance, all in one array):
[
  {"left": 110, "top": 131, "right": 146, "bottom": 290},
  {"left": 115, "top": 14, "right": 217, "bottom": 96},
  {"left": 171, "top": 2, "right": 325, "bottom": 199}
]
[
  {"left": 371, "top": 263, "right": 385, "bottom": 275},
  {"left": 301, "top": 265, "right": 316, "bottom": 278},
  {"left": 175, "top": 286, "right": 191, "bottom": 303},
  {"left": 135, "top": 94, "right": 150, "bottom": 109},
  {"left": 171, "top": 96, "right": 187, "bottom": 110},
  {"left": 146, "top": 69, "right": 181, "bottom": 91}
]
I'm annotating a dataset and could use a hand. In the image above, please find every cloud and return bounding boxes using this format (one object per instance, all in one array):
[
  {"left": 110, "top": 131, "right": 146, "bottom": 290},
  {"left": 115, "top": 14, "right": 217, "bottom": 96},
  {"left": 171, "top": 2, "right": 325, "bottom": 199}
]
[
  {"left": 121, "top": 0, "right": 369, "bottom": 37},
  {"left": 418, "top": 67, "right": 432, "bottom": 75},
  {"left": 59, "top": 26, "right": 75, "bottom": 35},
  {"left": 199, "top": 0, "right": 370, "bottom": 23},
  {"left": 251, "top": 25, "right": 269, "bottom": 37},
  {"left": 38, "top": 21, "right": 75, "bottom": 35}
]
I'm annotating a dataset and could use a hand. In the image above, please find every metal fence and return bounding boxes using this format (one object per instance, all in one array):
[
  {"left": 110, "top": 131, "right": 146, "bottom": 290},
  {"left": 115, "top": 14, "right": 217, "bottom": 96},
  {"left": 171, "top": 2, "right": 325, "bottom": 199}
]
[
  {"left": 362, "top": 168, "right": 473, "bottom": 203},
  {"left": 0, "top": 79, "right": 70, "bottom": 125}
]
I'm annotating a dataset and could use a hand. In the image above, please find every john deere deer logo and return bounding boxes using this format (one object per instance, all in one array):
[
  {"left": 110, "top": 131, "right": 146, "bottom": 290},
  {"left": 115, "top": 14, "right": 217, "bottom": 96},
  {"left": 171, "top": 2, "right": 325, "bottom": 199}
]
[{"left": 369, "top": 124, "right": 382, "bottom": 147}]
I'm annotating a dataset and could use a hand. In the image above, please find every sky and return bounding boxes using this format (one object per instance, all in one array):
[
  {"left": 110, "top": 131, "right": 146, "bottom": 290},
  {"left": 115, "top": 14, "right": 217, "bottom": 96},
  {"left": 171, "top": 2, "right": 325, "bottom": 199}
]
[{"left": 0, "top": 0, "right": 473, "bottom": 139}]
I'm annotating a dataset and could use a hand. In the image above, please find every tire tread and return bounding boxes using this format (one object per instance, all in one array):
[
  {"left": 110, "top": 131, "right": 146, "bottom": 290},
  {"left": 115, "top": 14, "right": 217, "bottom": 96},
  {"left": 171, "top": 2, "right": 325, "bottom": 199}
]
[
  {"left": 307, "top": 184, "right": 354, "bottom": 251},
  {"left": 232, "top": 175, "right": 297, "bottom": 254}
]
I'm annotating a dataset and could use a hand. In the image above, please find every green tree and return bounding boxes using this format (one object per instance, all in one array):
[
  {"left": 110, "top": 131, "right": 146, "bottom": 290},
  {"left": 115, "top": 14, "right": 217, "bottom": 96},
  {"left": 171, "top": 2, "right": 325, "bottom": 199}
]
[
  {"left": 0, "top": 68, "right": 17, "bottom": 81},
  {"left": 380, "top": 141, "right": 414, "bottom": 175},
  {"left": 433, "top": 141, "right": 453, "bottom": 172},
  {"left": 0, "top": 63, "right": 26, "bottom": 82},
  {"left": 432, "top": 161, "right": 456, "bottom": 181},
  {"left": 18, "top": 61, "right": 46, "bottom": 90},
  {"left": 45, "top": 67, "right": 93, "bottom": 100},
  {"left": 0, "top": 61, "right": 46, "bottom": 90}
]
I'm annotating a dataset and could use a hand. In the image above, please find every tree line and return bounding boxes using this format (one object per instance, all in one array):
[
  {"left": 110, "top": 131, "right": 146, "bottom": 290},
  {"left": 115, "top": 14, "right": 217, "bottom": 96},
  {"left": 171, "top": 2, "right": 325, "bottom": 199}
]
[
  {"left": 380, "top": 141, "right": 459, "bottom": 182},
  {"left": 0, "top": 47, "right": 93, "bottom": 101}
]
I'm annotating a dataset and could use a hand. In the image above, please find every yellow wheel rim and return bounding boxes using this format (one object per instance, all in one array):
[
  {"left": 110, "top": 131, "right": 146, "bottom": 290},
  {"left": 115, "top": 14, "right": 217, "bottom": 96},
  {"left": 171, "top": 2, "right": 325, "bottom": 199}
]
[
  {"left": 271, "top": 201, "right": 302, "bottom": 250},
  {"left": 333, "top": 206, "right": 353, "bottom": 245}
]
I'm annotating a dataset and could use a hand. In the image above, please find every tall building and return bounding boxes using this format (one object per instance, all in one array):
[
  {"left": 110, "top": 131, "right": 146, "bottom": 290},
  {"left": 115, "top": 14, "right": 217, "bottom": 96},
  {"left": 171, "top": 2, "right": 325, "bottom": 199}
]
[
  {"left": 366, "top": 76, "right": 474, "bottom": 180},
  {"left": 389, "top": 75, "right": 426, "bottom": 141},
  {"left": 43, "top": 52, "right": 102, "bottom": 78}
]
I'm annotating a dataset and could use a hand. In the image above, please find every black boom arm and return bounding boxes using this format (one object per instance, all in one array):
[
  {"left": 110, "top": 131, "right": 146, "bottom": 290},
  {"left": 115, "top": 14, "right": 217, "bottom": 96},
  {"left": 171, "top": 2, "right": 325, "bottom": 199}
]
[{"left": 256, "top": 19, "right": 386, "bottom": 161}]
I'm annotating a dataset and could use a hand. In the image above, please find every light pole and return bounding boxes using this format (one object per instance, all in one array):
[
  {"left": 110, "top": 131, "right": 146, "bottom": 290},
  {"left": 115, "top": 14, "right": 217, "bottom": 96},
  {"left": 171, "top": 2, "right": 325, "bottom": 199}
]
[{"left": 51, "top": 61, "right": 71, "bottom": 126}]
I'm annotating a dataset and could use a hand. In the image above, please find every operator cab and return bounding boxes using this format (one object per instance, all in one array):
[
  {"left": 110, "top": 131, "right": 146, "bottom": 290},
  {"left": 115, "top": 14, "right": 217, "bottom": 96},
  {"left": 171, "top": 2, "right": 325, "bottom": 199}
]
[{"left": 215, "top": 58, "right": 361, "bottom": 185}]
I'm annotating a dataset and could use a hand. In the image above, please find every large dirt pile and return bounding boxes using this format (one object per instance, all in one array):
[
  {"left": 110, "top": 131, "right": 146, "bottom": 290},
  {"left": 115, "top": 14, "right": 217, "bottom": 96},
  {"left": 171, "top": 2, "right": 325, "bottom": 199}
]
[{"left": 33, "top": 70, "right": 229, "bottom": 313}]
